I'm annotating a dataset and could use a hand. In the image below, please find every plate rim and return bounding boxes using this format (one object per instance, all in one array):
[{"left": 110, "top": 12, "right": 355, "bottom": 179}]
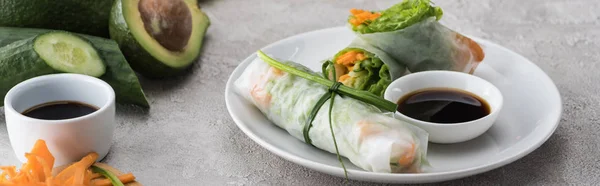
[{"left": 224, "top": 26, "right": 562, "bottom": 183}]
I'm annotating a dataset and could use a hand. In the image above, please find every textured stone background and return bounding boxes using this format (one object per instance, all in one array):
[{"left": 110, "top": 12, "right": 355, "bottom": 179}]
[{"left": 1, "top": 0, "right": 599, "bottom": 185}]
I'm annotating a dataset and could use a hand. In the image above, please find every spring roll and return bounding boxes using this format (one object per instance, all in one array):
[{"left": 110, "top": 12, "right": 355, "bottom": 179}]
[
  {"left": 235, "top": 57, "right": 428, "bottom": 173},
  {"left": 325, "top": 39, "right": 406, "bottom": 97},
  {"left": 348, "top": 0, "right": 485, "bottom": 74}
]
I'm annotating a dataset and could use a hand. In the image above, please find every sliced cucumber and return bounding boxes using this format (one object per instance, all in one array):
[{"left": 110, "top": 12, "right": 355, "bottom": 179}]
[
  {"left": 33, "top": 32, "right": 106, "bottom": 77},
  {"left": 0, "top": 32, "right": 106, "bottom": 101},
  {"left": 0, "top": 28, "right": 151, "bottom": 107}
]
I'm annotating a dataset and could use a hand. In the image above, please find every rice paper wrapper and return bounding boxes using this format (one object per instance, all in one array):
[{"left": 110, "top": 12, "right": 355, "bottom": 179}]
[
  {"left": 343, "top": 38, "right": 407, "bottom": 80},
  {"left": 356, "top": 17, "right": 485, "bottom": 74},
  {"left": 235, "top": 56, "right": 429, "bottom": 173}
]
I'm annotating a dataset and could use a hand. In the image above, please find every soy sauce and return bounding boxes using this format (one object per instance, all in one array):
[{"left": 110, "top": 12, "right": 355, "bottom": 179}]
[
  {"left": 22, "top": 101, "right": 98, "bottom": 120},
  {"left": 397, "top": 88, "right": 490, "bottom": 123}
]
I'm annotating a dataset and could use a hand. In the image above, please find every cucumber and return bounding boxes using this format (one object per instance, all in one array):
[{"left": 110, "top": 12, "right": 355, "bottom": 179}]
[
  {"left": 0, "top": 27, "right": 149, "bottom": 107},
  {"left": 34, "top": 32, "right": 106, "bottom": 77},
  {"left": 0, "top": 0, "right": 114, "bottom": 37},
  {"left": 0, "top": 32, "right": 106, "bottom": 102},
  {"left": 109, "top": 0, "right": 210, "bottom": 78}
]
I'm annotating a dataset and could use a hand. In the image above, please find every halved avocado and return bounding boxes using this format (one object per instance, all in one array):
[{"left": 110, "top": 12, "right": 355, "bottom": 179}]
[{"left": 109, "top": 0, "right": 210, "bottom": 78}]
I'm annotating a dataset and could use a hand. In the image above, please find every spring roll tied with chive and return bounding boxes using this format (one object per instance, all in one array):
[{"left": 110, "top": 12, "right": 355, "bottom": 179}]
[
  {"left": 325, "top": 38, "right": 407, "bottom": 97},
  {"left": 234, "top": 56, "right": 429, "bottom": 173},
  {"left": 349, "top": 0, "right": 485, "bottom": 73}
]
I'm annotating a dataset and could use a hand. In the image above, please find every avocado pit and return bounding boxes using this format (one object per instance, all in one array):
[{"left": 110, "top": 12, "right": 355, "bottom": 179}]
[{"left": 139, "top": 0, "right": 192, "bottom": 52}]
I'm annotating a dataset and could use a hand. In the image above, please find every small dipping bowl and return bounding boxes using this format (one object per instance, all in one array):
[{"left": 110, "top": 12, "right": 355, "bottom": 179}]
[
  {"left": 4, "top": 74, "right": 115, "bottom": 166},
  {"left": 384, "top": 71, "right": 503, "bottom": 144}
]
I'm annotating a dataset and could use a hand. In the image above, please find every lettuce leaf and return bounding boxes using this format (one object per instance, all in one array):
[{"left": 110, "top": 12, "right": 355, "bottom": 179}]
[
  {"left": 327, "top": 48, "right": 391, "bottom": 97},
  {"left": 353, "top": 0, "right": 443, "bottom": 34},
  {"left": 367, "top": 65, "right": 392, "bottom": 97}
]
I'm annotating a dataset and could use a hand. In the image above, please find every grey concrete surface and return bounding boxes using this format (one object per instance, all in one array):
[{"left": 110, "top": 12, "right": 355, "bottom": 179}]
[{"left": 0, "top": 0, "right": 598, "bottom": 185}]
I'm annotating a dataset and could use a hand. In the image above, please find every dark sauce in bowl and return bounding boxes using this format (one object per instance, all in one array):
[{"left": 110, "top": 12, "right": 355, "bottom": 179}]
[
  {"left": 397, "top": 88, "right": 490, "bottom": 123},
  {"left": 22, "top": 101, "right": 98, "bottom": 120}
]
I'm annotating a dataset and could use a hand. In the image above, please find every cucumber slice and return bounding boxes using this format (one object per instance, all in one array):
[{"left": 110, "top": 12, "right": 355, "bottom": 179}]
[
  {"left": 0, "top": 27, "right": 149, "bottom": 107},
  {"left": 33, "top": 32, "right": 106, "bottom": 77}
]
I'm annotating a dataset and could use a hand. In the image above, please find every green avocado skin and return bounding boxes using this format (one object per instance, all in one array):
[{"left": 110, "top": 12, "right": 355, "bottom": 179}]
[
  {"left": 0, "top": 0, "right": 114, "bottom": 37},
  {"left": 109, "top": 0, "right": 209, "bottom": 78},
  {"left": 0, "top": 27, "right": 150, "bottom": 108}
]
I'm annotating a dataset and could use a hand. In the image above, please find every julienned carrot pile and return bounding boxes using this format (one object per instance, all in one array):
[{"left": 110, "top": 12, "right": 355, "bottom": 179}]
[
  {"left": 0, "top": 139, "right": 136, "bottom": 186},
  {"left": 349, "top": 9, "right": 381, "bottom": 26}
]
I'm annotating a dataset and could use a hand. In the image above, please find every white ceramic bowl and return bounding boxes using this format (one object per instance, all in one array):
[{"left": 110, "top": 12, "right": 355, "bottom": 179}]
[
  {"left": 384, "top": 71, "right": 503, "bottom": 144},
  {"left": 4, "top": 74, "right": 115, "bottom": 167}
]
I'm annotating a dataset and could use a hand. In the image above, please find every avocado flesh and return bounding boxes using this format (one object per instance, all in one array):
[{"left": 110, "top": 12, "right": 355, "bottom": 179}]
[{"left": 109, "top": 0, "right": 209, "bottom": 78}]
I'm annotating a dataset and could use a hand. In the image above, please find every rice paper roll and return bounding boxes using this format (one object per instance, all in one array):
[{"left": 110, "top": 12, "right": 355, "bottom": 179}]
[
  {"left": 235, "top": 57, "right": 428, "bottom": 173},
  {"left": 325, "top": 38, "right": 406, "bottom": 97},
  {"left": 348, "top": 0, "right": 485, "bottom": 73}
]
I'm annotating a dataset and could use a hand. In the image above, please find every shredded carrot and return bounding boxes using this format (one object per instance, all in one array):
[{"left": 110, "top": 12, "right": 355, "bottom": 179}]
[
  {"left": 349, "top": 8, "right": 381, "bottom": 26},
  {"left": 31, "top": 140, "right": 55, "bottom": 177},
  {"left": 250, "top": 84, "right": 272, "bottom": 108},
  {"left": 270, "top": 67, "right": 284, "bottom": 76},
  {"left": 73, "top": 164, "right": 86, "bottom": 185},
  {"left": 398, "top": 143, "right": 416, "bottom": 167},
  {"left": 26, "top": 153, "right": 45, "bottom": 182},
  {"left": 335, "top": 50, "right": 371, "bottom": 82},
  {"left": 0, "top": 172, "right": 7, "bottom": 182},
  {"left": 55, "top": 152, "right": 98, "bottom": 181},
  {"left": 1, "top": 166, "right": 17, "bottom": 178},
  {"left": 349, "top": 19, "right": 361, "bottom": 26},
  {"left": 355, "top": 53, "right": 366, "bottom": 61},
  {"left": 336, "top": 50, "right": 367, "bottom": 67},
  {"left": 31, "top": 140, "right": 55, "bottom": 168},
  {"left": 336, "top": 50, "right": 366, "bottom": 72},
  {"left": 90, "top": 173, "right": 102, "bottom": 179},
  {"left": 92, "top": 173, "right": 136, "bottom": 186},
  {"left": 64, "top": 176, "right": 74, "bottom": 185},
  {"left": 338, "top": 74, "right": 351, "bottom": 82},
  {"left": 46, "top": 177, "right": 54, "bottom": 186},
  {"left": 0, "top": 139, "right": 137, "bottom": 186},
  {"left": 336, "top": 51, "right": 359, "bottom": 66},
  {"left": 350, "top": 8, "right": 364, "bottom": 15}
]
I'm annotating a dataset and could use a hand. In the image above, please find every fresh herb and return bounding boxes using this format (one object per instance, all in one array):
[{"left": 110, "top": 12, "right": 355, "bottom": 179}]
[
  {"left": 257, "top": 51, "right": 397, "bottom": 180},
  {"left": 351, "top": 0, "right": 443, "bottom": 34},
  {"left": 91, "top": 165, "right": 125, "bottom": 186},
  {"left": 303, "top": 92, "right": 331, "bottom": 145},
  {"left": 327, "top": 65, "right": 348, "bottom": 179}
]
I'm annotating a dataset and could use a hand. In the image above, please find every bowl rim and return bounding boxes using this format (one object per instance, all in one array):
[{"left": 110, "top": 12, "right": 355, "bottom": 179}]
[
  {"left": 384, "top": 70, "right": 504, "bottom": 126},
  {"left": 3, "top": 73, "right": 116, "bottom": 124}
]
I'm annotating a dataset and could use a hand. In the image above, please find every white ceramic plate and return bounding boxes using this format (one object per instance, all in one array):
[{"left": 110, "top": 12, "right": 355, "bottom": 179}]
[{"left": 225, "top": 27, "right": 561, "bottom": 184}]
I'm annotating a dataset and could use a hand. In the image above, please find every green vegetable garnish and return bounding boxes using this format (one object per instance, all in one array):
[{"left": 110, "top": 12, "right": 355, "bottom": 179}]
[
  {"left": 91, "top": 165, "right": 126, "bottom": 186},
  {"left": 327, "top": 64, "right": 348, "bottom": 179},
  {"left": 324, "top": 49, "right": 391, "bottom": 96},
  {"left": 303, "top": 92, "right": 330, "bottom": 146},
  {"left": 351, "top": 0, "right": 443, "bottom": 34}
]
